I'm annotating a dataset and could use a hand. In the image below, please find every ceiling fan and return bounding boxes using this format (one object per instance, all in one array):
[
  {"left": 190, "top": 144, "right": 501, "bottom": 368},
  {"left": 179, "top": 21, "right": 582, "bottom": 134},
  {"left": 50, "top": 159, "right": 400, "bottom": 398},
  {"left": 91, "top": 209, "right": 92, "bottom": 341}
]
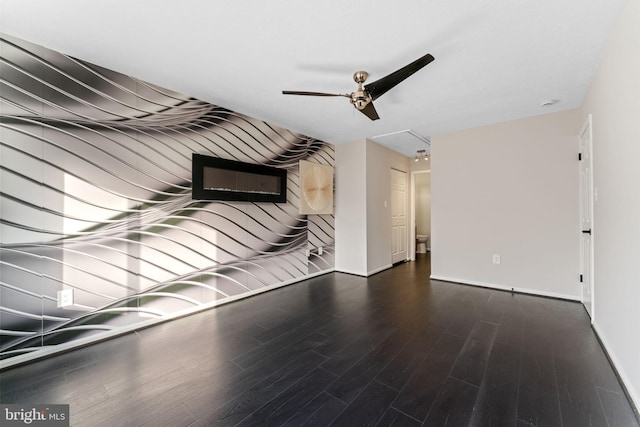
[{"left": 283, "top": 52, "right": 434, "bottom": 121}]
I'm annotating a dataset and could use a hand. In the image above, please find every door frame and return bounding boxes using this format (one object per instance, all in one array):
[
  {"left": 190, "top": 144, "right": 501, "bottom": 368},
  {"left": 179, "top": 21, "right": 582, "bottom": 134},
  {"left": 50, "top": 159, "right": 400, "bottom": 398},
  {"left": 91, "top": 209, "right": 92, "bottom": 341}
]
[{"left": 579, "top": 114, "right": 595, "bottom": 321}]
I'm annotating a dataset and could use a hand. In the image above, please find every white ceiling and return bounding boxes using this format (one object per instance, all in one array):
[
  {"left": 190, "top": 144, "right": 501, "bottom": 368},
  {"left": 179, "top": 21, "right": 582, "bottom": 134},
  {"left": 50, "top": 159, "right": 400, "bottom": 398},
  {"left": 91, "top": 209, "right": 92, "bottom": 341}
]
[{"left": 0, "top": 0, "right": 626, "bottom": 157}]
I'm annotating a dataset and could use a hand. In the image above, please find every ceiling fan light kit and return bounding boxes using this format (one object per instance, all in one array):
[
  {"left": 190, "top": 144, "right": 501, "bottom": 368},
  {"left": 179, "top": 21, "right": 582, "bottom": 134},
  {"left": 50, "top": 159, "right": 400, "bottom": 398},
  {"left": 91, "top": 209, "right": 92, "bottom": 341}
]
[
  {"left": 415, "top": 149, "right": 429, "bottom": 162},
  {"left": 283, "top": 52, "right": 435, "bottom": 121}
]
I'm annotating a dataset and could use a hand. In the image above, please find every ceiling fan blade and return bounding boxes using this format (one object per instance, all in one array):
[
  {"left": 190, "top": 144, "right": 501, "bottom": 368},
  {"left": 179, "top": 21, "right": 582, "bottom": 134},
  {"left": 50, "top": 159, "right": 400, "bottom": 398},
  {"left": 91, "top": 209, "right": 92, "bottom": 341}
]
[
  {"left": 359, "top": 101, "right": 380, "bottom": 121},
  {"left": 282, "top": 90, "right": 348, "bottom": 97},
  {"left": 364, "top": 53, "right": 435, "bottom": 101}
]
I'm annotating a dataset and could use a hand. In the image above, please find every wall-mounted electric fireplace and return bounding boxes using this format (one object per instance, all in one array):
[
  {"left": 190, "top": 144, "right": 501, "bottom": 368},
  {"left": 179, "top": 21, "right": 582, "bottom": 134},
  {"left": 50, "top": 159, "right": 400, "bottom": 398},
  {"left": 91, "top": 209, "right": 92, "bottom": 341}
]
[{"left": 192, "top": 153, "right": 287, "bottom": 202}]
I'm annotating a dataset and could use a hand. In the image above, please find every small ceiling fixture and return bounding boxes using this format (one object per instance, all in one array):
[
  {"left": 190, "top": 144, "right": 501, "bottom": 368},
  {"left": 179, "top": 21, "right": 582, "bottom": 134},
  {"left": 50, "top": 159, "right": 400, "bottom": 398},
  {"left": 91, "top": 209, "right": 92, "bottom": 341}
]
[
  {"left": 540, "top": 99, "right": 558, "bottom": 107},
  {"left": 415, "top": 149, "right": 429, "bottom": 162}
]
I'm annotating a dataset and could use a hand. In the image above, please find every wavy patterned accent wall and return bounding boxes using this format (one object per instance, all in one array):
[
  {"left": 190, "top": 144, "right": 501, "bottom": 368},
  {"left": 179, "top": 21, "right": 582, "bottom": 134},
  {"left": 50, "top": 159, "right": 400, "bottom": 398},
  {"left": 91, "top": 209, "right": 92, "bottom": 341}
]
[{"left": 0, "top": 34, "right": 335, "bottom": 362}]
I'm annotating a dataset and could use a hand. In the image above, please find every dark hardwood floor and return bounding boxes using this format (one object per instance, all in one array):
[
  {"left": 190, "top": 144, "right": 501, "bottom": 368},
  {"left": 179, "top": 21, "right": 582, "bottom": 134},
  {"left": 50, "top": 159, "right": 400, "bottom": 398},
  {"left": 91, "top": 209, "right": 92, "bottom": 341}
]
[{"left": 2, "top": 254, "right": 638, "bottom": 426}]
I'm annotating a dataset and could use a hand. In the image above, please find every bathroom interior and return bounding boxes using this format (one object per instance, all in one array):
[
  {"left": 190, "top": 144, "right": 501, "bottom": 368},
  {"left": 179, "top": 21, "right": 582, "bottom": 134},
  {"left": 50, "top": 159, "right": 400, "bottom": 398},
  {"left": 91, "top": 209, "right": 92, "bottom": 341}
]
[{"left": 414, "top": 171, "right": 431, "bottom": 254}]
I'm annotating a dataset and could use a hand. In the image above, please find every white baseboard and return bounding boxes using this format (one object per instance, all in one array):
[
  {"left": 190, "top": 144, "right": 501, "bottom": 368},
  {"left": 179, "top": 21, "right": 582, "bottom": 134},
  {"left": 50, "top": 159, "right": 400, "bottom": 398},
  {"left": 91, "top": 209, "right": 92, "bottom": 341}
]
[
  {"left": 429, "top": 275, "right": 580, "bottom": 301},
  {"left": 335, "top": 263, "right": 393, "bottom": 277},
  {"left": 335, "top": 268, "right": 367, "bottom": 277},
  {"left": 592, "top": 322, "right": 640, "bottom": 413},
  {"left": 368, "top": 264, "right": 393, "bottom": 276}
]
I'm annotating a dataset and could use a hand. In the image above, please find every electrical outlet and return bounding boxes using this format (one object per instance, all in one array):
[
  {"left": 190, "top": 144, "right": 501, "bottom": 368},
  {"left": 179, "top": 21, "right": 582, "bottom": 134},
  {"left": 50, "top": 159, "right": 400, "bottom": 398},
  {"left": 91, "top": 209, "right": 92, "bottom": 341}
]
[
  {"left": 57, "top": 288, "right": 74, "bottom": 308},
  {"left": 318, "top": 246, "right": 323, "bottom": 255},
  {"left": 492, "top": 254, "right": 501, "bottom": 265},
  {"left": 305, "top": 248, "right": 310, "bottom": 257}
]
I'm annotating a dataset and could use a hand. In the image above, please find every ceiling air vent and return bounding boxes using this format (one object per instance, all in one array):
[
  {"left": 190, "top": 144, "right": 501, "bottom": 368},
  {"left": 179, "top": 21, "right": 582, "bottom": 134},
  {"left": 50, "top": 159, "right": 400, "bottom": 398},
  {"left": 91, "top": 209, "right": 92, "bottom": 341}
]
[{"left": 370, "top": 130, "right": 430, "bottom": 157}]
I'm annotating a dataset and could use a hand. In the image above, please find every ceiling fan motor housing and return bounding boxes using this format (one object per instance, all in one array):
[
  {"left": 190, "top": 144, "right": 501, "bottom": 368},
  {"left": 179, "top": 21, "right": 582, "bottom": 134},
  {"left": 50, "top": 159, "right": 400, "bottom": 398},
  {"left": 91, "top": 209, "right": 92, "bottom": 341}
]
[{"left": 351, "top": 91, "right": 372, "bottom": 110}]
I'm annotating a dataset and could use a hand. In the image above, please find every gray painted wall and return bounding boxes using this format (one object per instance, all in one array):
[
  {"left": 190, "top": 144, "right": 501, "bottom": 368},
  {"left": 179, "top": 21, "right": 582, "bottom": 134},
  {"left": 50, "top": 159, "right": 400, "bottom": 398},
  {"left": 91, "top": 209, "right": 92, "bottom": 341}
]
[{"left": 580, "top": 0, "right": 640, "bottom": 408}]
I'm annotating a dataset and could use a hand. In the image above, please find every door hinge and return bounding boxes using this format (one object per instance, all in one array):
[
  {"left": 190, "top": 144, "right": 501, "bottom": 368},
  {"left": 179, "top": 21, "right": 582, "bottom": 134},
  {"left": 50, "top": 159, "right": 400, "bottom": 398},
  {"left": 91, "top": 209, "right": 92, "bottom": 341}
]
[
  {"left": 580, "top": 274, "right": 583, "bottom": 283},
  {"left": 578, "top": 153, "right": 582, "bottom": 161}
]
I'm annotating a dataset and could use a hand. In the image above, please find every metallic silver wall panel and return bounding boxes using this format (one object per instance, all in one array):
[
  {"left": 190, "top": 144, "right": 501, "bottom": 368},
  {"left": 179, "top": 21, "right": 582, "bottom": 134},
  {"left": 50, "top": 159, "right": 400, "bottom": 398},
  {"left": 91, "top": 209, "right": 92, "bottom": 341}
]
[{"left": 0, "top": 33, "right": 335, "bottom": 362}]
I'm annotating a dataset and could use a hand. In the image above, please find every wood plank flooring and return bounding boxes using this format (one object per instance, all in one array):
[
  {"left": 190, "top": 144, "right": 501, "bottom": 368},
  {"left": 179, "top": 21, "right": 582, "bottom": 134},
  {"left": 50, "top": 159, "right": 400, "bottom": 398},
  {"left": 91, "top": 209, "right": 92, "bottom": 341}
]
[{"left": 1, "top": 254, "right": 638, "bottom": 426}]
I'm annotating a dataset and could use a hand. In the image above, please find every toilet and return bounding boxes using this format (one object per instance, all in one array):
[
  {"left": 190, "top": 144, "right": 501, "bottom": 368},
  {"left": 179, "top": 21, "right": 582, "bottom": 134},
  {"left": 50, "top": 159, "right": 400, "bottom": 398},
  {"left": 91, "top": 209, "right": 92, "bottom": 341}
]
[{"left": 416, "top": 234, "right": 429, "bottom": 253}]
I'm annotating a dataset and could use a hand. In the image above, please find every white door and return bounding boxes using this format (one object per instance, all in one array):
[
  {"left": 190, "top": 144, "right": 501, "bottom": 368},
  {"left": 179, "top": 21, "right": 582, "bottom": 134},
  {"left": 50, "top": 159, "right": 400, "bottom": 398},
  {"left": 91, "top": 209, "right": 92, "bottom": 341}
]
[
  {"left": 391, "top": 169, "right": 407, "bottom": 264},
  {"left": 579, "top": 115, "right": 594, "bottom": 319}
]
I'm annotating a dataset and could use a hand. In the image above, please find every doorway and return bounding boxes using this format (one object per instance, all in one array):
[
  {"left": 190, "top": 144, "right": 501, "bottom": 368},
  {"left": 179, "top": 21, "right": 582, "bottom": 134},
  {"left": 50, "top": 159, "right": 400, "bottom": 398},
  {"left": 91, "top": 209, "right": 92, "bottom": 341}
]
[{"left": 410, "top": 170, "right": 431, "bottom": 261}]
